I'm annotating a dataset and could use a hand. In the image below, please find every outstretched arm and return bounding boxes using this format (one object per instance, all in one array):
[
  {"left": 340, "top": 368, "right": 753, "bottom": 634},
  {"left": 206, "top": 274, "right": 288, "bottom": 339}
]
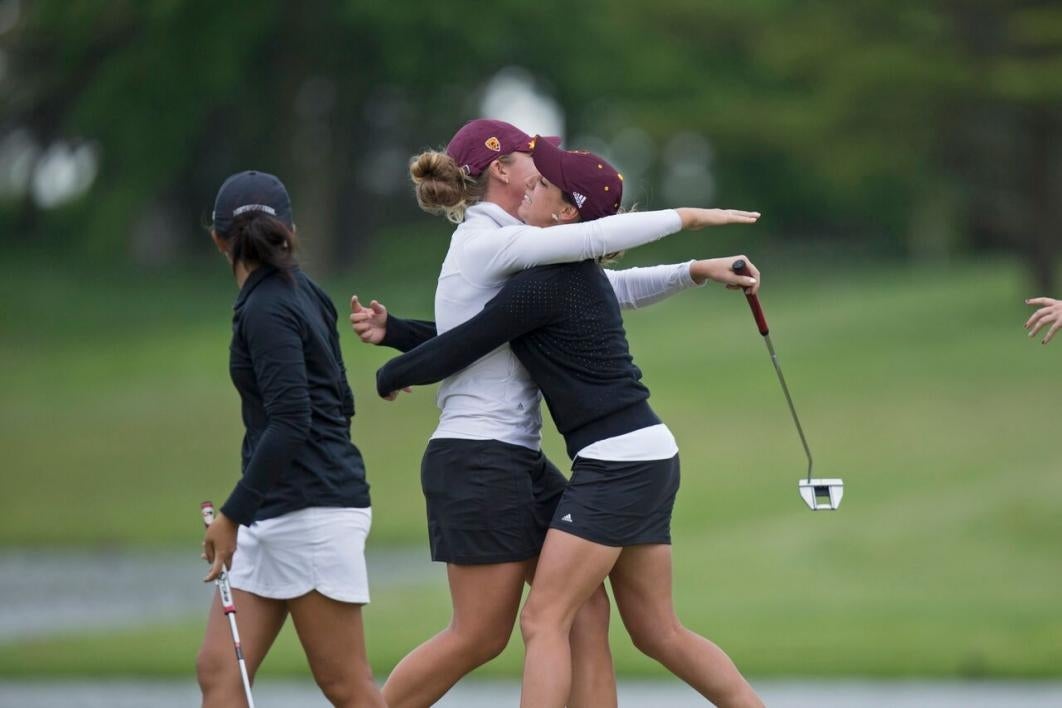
[
  {"left": 605, "top": 262, "right": 703, "bottom": 310},
  {"left": 467, "top": 208, "right": 760, "bottom": 284},
  {"left": 605, "top": 256, "right": 761, "bottom": 309}
]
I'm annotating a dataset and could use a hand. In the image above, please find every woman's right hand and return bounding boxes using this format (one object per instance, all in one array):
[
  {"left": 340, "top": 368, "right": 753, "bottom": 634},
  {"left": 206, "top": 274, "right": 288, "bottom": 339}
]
[
  {"left": 202, "top": 511, "right": 239, "bottom": 582},
  {"left": 350, "top": 295, "right": 388, "bottom": 344},
  {"left": 382, "top": 386, "right": 414, "bottom": 402},
  {"left": 677, "top": 208, "right": 761, "bottom": 230}
]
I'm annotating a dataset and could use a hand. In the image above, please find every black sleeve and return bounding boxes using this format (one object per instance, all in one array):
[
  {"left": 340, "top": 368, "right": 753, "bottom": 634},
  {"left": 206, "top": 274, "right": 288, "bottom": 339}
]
[
  {"left": 380, "top": 315, "right": 438, "bottom": 352},
  {"left": 222, "top": 302, "right": 312, "bottom": 526},
  {"left": 332, "top": 318, "right": 357, "bottom": 420},
  {"left": 320, "top": 292, "right": 356, "bottom": 419},
  {"left": 377, "top": 273, "right": 555, "bottom": 396}
]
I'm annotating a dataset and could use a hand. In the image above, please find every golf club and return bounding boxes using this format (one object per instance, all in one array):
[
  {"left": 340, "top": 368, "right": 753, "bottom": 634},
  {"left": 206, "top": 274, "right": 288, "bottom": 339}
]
[
  {"left": 731, "top": 260, "right": 844, "bottom": 510},
  {"left": 200, "top": 501, "right": 256, "bottom": 707}
]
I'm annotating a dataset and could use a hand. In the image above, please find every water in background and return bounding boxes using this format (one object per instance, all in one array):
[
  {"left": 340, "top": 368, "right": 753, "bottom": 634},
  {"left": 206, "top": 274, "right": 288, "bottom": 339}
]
[
  {"left": 3, "top": 550, "right": 1060, "bottom": 706},
  {"left": 0, "top": 548, "right": 435, "bottom": 641}
]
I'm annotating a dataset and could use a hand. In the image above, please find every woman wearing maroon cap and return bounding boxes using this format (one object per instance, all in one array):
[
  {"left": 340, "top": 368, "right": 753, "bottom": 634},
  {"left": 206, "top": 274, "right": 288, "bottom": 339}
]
[
  {"left": 352, "top": 119, "right": 759, "bottom": 708},
  {"left": 372, "top": 141, "right": 764, "bottom": 707}
]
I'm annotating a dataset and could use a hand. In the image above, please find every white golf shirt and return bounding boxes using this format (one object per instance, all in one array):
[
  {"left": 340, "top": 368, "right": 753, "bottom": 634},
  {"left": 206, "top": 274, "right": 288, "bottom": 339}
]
[{"left": 431, "top": 202, "right": 696, "bottom": 454}]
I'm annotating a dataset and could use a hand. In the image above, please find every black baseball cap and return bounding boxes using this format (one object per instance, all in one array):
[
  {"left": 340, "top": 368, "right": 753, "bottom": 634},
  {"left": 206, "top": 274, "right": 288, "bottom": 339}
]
[{"left": 212, "top": 170, "right": 293, "bottom": 235}]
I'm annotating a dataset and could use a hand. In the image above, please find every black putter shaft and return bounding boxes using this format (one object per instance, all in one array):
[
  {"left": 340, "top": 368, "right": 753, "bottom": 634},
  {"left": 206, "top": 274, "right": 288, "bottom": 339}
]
[{"left": 732, "top": 259, "right": 815, "bottom": 481}]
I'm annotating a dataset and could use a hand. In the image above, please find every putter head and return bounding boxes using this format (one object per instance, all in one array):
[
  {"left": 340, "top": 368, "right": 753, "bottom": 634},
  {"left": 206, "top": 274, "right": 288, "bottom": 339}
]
[{"left": 798, "top": 478, "right": 844, "bottom": 510}]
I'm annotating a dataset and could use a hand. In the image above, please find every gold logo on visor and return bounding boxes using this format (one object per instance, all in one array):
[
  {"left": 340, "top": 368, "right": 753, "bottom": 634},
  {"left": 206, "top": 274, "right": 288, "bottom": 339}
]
[{"left": 485, "top": 137, "right": 502, "bottom": 152}]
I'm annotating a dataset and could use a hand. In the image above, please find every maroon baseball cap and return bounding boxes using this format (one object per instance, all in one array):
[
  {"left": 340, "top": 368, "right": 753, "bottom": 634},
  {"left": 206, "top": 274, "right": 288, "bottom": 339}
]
[
  {"left": 531, "top": 137, "right": 623, "bottom": 221},
  {"left": 446, "top": 119, "right": 560, "bottom": 178}
]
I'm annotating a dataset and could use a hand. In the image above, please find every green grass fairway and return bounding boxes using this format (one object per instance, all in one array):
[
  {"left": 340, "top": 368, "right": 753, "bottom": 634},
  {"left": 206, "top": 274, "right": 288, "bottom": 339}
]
[{"left": 2, "top": 254, "right": 1060, "bottom": 678}]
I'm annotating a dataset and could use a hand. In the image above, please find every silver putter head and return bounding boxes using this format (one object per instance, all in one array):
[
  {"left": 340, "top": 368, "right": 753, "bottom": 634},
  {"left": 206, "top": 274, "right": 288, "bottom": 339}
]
[{"left": 798, "top": 478, "right": 844, "bottom": 510}]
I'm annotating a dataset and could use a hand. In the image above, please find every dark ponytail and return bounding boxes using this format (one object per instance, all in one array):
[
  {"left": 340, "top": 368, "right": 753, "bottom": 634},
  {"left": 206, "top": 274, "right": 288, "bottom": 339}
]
[{"left": 217, "top": 211, "right": 299, "bottom": 280}]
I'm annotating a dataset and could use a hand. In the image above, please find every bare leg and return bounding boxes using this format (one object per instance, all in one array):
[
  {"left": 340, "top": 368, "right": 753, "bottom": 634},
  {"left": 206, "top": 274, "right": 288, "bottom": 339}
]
[
  {"left": 288, "top": 590, "right": 385, "bottom": 708},
  {"left": 518, "top": 530, "right": 622, "bottom": 708},
  {"left": 382, "top": 561, "right": 530, "bottom": 708},
  {"left": 197, "top": 589, "right": 287, "bottom": 708},
  {"left": 524, "top": 556, "right": 617, "bottom": 708},
  {"left": 568, "top": 584, "right": 616, "bottom": 708},
  {"left": 610, "top": 545, "right": 763, "bottom": 708}
]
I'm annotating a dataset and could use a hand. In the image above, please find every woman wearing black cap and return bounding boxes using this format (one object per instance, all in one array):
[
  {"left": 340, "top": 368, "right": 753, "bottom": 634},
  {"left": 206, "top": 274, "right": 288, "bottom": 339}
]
[
  {"left": 197, "top": 171, "right": 385, "bottom": 708},
  {"left": 352, "top": 119, "right": 759, "bottom": 708},
  {"left": 374, "top": 142, "right": 765, "bottom": 708}
]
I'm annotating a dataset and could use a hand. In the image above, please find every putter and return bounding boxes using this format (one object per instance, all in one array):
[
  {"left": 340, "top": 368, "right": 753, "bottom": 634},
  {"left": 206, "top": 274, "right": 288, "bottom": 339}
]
[
  {"left": 731, "top": 260, "right": 843, "bottom": 510},
  {"left": 200, "top": 501, "right": 256, "bottom": 707}
]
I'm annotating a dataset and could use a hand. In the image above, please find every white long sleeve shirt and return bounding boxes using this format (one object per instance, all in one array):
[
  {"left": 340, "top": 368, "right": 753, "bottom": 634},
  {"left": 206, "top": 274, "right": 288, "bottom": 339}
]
[{"left": 432, "top": 202, "right": 695, "bottom": 449}]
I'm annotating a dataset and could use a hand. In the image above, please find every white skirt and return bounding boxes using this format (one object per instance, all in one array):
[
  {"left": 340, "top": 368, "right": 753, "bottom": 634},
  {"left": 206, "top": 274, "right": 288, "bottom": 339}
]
[{"left": 228, "top": 506, "right": 372, "bottom": 604}]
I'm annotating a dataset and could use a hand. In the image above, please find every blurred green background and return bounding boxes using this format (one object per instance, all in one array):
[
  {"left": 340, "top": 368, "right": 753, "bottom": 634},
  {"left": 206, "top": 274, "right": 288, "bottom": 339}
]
[{"left": 2, "top": 0, "right": 1061, "bottom": 683}]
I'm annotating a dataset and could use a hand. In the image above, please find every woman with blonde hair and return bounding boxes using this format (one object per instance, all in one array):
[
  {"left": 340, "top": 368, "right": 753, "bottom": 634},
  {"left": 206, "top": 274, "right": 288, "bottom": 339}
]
[
  {"left": 352, "top": 119, "right": 758, "bottom": 707},
  {"left": 375, "top": 141, "right": 765, "bottom": 708}
]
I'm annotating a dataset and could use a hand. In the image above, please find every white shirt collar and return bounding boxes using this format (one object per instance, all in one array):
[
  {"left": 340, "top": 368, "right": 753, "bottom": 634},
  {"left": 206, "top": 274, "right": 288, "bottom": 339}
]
[{"left": 464, "top": 201, "right": 522, "bottom": 228}]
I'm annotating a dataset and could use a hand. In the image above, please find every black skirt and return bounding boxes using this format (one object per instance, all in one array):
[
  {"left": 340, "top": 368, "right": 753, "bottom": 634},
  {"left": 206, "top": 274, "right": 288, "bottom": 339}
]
[
  {"left": 550, "top": 454, "right": 680, "bottom": 547},
  {"left": 420, "top": 438, "right": 568, "bottom": 564}
]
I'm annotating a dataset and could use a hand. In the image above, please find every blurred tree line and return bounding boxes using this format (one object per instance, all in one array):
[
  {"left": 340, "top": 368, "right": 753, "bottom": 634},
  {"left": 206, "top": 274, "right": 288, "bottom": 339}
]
[{"left": 1, "top": 0, "right": 1060, "bottom": 288}]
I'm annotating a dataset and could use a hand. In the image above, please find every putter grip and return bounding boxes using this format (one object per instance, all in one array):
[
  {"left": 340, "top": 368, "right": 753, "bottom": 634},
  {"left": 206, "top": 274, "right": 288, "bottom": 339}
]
[{"left": 731, "top": 259, "right": 769, "bottom": 336}]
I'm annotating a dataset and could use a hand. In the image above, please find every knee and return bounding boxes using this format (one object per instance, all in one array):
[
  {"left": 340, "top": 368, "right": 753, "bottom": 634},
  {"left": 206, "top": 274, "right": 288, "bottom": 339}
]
[
  {"left": 314, "top": 662, "right": 378, "bottom": 706},
  {"left": 449, "top": 622, "right": 512, "bottom": 665},
  {"left": 195, "top": 645, "right": 236, "bottom": 696},
  {"left": 315, "top": 675, "right": 352, "bottom": 707},
  {"left": 469, "top": 630, "right": 511, "bottom": 665},
  {"left": 572, "top": 588, "right": 611, "bottom": 638},
  {"left": 628, "top": 619, "right": 681, "bottom": 662},
  {"left": 518, "top": 602, "right": 539, "bottom": 644},
  {"left": 519, "top": 597, "right": 563, "bottom": 646}
]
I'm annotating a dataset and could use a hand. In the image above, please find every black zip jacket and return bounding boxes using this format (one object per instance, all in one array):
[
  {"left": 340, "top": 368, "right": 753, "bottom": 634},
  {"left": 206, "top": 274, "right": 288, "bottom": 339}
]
[{"left": 223, "top": 266, "right": 370, "bottom": 525}]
